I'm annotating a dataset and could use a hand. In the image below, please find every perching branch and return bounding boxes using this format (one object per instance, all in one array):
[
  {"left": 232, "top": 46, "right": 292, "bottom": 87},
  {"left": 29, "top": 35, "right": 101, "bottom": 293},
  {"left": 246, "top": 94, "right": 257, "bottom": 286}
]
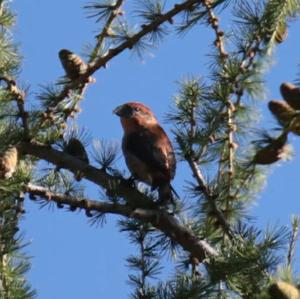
[
  {"left": 19, "top": 141, "right": 155, "bottom": 209},
  {"left": 25, "top": 184, "right": 218, "bottom": 261}
]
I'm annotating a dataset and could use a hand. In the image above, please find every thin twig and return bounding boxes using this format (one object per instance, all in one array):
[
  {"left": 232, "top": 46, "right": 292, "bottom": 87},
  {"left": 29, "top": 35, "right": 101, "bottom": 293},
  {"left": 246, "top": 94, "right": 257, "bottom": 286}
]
[
  {"left": 0, "top": 76, "right": 29, "bottom": 140},
  {"left": 88, "top": 0, "right": 204, "bottom": 72},
  {"left": 226, "top": 100, "right": 236, "bottom": 200},
  {"left": 201, "top": 2, "right": 238, "bottom": 224},
  {"left": 181, "top": 74, "right": 233, "bottom": 238},
  {"left": 235, "top": 39, "right": 261, "bottom": 106},
  {"left": 187, "top": 157, "right": 233, "bottom": 238},
  {"left": 88, "top": 0, "right": 125, "bottom": 63},
  {"left": 202, "top": 1, "right": 236, "bottom": 200},
  {"left": 203, "top": 0, "right": 227, "bottom": 59},
  {"left": 287, "top": 216, "right": 300, "bottom": 267}
]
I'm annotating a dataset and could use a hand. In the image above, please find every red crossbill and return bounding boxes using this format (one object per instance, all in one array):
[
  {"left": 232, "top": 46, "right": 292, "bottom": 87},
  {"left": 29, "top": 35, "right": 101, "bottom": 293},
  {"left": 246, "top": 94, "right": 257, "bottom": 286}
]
[{"left": 114, "top": 102, "right": 176, "bottom": 204}]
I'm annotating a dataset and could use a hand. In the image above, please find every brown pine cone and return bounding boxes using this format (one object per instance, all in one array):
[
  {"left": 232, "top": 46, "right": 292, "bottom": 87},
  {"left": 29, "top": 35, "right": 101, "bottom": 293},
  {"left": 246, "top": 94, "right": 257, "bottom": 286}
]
[
  {"left": 59, "top": 49, "right": 87, "bottom": 80},
  {"left": 280, "top": 82, "right": 300, "bottom": 110},
  {"left": 0, "top": 147, "right": 18, "bottom": 179}
]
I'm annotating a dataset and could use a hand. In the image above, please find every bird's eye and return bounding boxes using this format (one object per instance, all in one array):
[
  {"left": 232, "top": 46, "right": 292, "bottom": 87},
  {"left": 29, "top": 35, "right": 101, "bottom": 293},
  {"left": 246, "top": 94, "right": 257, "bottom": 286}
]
[{"left": 133, "top": 107, "right": 140, "bottom": 112}]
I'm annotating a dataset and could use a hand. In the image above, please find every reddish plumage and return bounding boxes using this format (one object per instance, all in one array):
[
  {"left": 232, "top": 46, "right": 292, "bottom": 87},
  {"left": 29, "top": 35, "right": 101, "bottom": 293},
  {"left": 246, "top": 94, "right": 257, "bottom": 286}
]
[{"left": 114, "top": 102, "right": 176, "bottom": 203}]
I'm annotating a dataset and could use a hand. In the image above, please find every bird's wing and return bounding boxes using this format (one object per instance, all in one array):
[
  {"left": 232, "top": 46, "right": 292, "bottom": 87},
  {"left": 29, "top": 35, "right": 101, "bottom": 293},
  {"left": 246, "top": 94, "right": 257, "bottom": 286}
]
[{"left": 123, "top": 126, "right": 176, "bottom": 179}]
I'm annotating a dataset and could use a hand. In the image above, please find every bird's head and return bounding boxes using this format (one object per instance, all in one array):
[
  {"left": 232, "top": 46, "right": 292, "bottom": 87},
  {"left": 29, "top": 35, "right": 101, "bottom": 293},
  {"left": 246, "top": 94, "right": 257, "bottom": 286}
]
[{"left": 113, "top": 102, "right": 158, "bottom": 132}]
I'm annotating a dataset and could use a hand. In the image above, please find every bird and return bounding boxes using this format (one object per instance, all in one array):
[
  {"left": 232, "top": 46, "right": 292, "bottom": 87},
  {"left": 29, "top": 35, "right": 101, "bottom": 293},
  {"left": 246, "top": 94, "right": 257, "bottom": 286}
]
[
  {"left": 113, "top": 102, "right": 176, "bottom": 204},
  {"left": 58, "top": 49, "right": 88, "bottom": 81},
  {"left": 64, "top": 138, "right": 89, "bottom": 181}
]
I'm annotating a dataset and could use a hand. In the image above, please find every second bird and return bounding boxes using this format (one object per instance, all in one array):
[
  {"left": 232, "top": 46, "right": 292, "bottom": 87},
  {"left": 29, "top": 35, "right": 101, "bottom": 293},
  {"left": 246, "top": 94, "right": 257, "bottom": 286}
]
[{"left": 114, "top": 102, "right": 176, "bottom": 204}]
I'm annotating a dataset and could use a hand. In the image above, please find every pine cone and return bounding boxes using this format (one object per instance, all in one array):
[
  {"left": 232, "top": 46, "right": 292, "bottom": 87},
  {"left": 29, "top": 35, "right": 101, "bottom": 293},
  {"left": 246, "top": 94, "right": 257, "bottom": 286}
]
[
  {"left": 269, "top": 281, "right": 300, "bottom": 299},
  {"left": 253, "top": 134, "right": 290, "bottom": 165},
  {"left": 275, "top": 24, "right": 288, "bottom": 44},
  {"left": 268, "top": 100, "right": 300, "bottom": 135},
  {"left": 280, "top": 82, "right": 300, "bottom": 110},
  {"left": 58, "top": 49, "right": 87, "bottom": 80},
  {"left": 64, "top": 138, "right": 89, "bottom": 181},
  {"left": 268, "top": 100, "right": 295, "bottom": 126},
  {"left": 0, "top": 147, "right": 18, "bottom": 179}
]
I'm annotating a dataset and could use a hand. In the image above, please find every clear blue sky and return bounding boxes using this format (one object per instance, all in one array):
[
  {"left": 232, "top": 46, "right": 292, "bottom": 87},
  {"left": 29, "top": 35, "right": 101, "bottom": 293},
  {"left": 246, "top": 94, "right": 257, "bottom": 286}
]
[{"left": 11, "top": 1, "right": 300, "bottom": 298}]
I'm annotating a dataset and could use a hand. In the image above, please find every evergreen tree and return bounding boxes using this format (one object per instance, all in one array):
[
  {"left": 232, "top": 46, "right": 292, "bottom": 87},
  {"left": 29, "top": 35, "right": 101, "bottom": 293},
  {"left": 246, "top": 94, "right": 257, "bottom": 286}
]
[{"left": 1, "top": 0, "right": 300, "bottom": 298}]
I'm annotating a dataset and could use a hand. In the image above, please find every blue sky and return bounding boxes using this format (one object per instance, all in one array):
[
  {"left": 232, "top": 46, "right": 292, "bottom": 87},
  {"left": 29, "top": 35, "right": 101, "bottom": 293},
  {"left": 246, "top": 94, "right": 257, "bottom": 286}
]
[{"left": 10, "top": 1, "right": 300, "bottom": 298}]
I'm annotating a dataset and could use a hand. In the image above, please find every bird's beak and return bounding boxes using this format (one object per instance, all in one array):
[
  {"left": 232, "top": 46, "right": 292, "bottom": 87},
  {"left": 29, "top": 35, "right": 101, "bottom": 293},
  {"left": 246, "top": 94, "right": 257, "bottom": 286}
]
[
  {"left": 113, "top": 105, "right": 123, "bottom": 117},
  {"left": 113, "top": 104, "right": 133, "bottom": 118}
]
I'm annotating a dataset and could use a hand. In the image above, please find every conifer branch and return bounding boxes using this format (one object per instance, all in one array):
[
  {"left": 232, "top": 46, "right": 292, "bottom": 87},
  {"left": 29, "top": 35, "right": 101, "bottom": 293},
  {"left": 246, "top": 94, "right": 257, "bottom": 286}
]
[
  {"left": 1, "top": 254, "right": 10, "bottom": 299},
  {"left": 181, "top": 97, "right": 233, "bottom": 239},
  {"left": 235, "top": 39, "right": 260, "bottom": 106},
  {"left": 226, "top": 100, "right": 236, "bottom": 200},
  {"left": 203, "top": 0, "right": 237, "bottom": 206},
  {"left": 26, "top": 183, "right": 132, "bottom": 215},
  {"left": 88, "top": 0, "right": 205, "bottom": 72},
  {"left": 287, "top": 216, "right": 300, "bottom": 267},
  {"left": 200, "top": 1, "right": 238, "bottom": 203},
  {"left": 19, "top": 141, "right": 155, "bottom": 208},
  {"left": 25, "top": 183, "right": 218, "bottom": 261},
  {"left": 47, "top": 79, "right": 88, "bottom": 110},
  {"left": 204, "top": 0, "right": 227, "bottom": 60},
  {"left": 88, "top": 0, "right": 125, "bottom": 63},
  {"left": 188, "top": 157, "right": 233, "bottom": 238},
  {"left": 46, "top": 0, "right": 204, "bottom": 110},
  {"left": 0, "top": 76, "right": 29, "bottom": 139}
]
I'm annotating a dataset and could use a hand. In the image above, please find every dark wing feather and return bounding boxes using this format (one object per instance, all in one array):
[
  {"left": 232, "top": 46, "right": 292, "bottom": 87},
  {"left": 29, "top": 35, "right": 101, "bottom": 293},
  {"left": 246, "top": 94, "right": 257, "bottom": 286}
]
[{"left": 123, "top": 126, "right": 176, "bottom": 180}]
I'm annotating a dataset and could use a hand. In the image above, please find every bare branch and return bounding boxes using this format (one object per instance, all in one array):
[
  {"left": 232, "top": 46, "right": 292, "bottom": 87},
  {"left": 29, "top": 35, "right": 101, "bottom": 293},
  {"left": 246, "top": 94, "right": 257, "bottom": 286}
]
[
  {"left": 25, "top": 183, "right": 218, "bottom": 261},
  {"left": 204, "top": 0, "right": 227, "bottom": 60}
]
